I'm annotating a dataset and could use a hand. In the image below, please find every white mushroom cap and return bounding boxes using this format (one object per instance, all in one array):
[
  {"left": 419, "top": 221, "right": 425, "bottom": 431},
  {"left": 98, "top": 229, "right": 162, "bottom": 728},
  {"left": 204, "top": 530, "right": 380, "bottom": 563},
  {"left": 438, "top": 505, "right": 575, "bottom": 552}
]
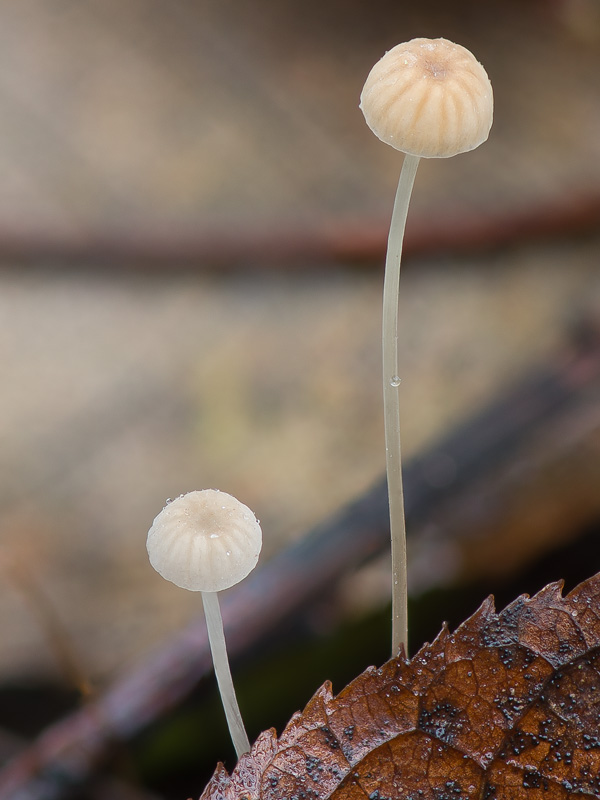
[
  {"left": 360, "top": 38, "right": 493, "bottom": 158},
  {"left": 147, "top": 490, "right": 262, "bottom": 592}
]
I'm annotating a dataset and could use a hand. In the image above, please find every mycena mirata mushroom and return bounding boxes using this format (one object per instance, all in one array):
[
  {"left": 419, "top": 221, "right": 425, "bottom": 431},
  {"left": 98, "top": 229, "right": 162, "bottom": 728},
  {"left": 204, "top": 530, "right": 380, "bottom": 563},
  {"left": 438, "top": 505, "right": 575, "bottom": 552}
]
[
  {"left": 147, "top": 489, "right": 262, "bottom": 758},
  {"left": 360, "top": 38, "right": 493, "bottom": 657}
]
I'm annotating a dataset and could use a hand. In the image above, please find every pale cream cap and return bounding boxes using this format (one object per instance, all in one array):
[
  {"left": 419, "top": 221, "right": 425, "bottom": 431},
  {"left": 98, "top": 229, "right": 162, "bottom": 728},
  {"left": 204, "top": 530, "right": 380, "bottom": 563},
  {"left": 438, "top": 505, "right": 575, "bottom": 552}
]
[
  {"left": 360, "top": 38, "right": 493, "bottom": 158},
  {"left": 147, "top": 490, "right": 262, "bottom": 592}
]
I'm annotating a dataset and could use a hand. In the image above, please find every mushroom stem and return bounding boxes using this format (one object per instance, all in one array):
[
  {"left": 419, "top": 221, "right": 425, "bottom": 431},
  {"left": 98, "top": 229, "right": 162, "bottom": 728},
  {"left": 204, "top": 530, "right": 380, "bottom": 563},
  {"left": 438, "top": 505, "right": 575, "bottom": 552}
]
[
  {"left": 201, "top": 590, "right": 250, "bottom": 758},
  {"left": 382, "top": 152, "right": 420, "bottom": 658}
]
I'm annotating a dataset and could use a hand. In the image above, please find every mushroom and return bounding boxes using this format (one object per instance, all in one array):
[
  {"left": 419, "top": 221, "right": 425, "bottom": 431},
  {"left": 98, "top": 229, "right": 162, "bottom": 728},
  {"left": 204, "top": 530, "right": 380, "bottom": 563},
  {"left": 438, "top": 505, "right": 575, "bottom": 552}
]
[
  {"left": 360, "top": 38, "right": 493, "bottom": 657},
  {"left": 147, "top": 489, "right": 262, "bottom": 758}
]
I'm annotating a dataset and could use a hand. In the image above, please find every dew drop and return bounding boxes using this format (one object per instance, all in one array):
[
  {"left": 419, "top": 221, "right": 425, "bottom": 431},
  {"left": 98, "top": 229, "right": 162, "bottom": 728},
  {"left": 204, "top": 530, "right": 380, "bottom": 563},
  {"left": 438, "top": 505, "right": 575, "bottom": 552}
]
[
  {"left": 210, "top": 533, "right": 219, "bottom": 539},
  {"left": 390, "top": 375, "right": 402, "bottom": 387}
]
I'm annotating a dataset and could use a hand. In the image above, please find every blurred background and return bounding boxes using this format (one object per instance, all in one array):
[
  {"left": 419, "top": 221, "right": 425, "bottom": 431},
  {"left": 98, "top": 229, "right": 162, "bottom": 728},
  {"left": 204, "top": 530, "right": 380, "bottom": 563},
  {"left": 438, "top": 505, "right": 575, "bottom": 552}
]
[{"left": 0, "top": 0, "right": 600, "bottom": 798}]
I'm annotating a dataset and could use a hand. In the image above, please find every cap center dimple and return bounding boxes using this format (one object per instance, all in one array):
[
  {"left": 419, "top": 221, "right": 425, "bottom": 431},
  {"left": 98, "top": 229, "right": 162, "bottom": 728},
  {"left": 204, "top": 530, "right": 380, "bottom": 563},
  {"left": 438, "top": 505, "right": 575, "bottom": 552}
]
[{"left": 425, "top": 60, "right": 447, "bottom": 79}]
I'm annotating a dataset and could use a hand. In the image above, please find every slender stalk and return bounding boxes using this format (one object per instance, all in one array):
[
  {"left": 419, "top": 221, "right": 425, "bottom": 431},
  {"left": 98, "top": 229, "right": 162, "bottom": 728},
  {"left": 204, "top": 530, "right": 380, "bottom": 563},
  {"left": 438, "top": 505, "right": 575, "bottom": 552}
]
[
  {"left": 202, "top": 590, "right": 250, "bottom": 758},
  {"left": 382, "top": 153, "right": 420, "bottom": 658}
]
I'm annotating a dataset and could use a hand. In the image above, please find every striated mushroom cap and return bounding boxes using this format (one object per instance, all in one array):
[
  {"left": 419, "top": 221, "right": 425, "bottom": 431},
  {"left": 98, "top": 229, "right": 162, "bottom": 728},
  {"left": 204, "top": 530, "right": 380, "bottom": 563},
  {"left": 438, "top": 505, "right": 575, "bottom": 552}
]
[
  {"left": 360, "top": 38, "right": 493, "bottom": 158},
  {"left": 147, "top": 489, "right": 262, "bottom": 592}
]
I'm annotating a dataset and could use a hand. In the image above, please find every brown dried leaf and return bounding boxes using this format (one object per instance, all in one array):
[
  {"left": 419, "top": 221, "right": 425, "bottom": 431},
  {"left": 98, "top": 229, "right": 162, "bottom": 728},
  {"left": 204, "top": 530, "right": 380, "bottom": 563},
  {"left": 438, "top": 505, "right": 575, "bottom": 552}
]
[{"left": 200, "top": 574, "right": 600, "bottom": 800}]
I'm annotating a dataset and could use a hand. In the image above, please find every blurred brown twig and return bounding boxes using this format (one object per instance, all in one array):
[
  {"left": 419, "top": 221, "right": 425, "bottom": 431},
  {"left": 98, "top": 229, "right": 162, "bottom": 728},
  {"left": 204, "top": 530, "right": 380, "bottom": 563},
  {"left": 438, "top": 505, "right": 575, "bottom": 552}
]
[
  {"left": 0, "top": 549, "right": 93, "bottom": 700},
  {"left": 0, "top": 191, "right": 597, "bottom": 272}
]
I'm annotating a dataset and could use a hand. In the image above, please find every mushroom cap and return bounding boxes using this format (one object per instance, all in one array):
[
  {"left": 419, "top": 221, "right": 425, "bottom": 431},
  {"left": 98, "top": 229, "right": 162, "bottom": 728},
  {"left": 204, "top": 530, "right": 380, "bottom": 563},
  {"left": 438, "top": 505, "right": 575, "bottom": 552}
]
[
  {"left": 360, "top": 38, "right": 493, "bottom": 158},
  {"left": 147, "top": 490, "right": 262, "bottom": 592}
]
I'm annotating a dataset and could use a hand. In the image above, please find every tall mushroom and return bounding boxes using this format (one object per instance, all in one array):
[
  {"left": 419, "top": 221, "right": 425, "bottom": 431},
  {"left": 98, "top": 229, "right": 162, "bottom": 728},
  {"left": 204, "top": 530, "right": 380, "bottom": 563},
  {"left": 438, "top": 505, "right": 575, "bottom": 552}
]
[
  {"left": 360, "top": 38, "right": 493, "bottom": 657},
  {"left": 146, "top": 489, "right": 262, "bottom": 758}
]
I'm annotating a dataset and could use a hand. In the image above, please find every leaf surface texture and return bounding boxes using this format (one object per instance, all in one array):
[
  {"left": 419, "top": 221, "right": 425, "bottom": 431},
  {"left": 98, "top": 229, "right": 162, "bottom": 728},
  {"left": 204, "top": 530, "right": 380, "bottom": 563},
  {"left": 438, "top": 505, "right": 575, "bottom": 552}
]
[{"left": 201, "top": 574, "right": 600, "bottom": 799}]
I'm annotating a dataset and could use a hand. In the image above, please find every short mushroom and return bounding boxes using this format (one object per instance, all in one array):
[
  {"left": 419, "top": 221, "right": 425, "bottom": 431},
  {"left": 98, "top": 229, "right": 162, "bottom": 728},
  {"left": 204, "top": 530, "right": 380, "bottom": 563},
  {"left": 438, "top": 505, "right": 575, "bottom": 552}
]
[
  {"left": 147, "top": 489, "right": 262, "bottom": 758},
  {"left": 360, "top": 38, "right": 493, "bottom": 657}
]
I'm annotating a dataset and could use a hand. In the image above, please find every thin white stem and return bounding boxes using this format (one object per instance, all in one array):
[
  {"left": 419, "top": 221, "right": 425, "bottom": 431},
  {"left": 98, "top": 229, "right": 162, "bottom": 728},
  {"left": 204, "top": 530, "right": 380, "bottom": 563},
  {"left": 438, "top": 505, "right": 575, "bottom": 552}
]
[
  {"left": 202, "top": 591, "right": 250, "bottom": 758},
  {"left": 382, "top": 153, "right": 420, "bottom": 658}
]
